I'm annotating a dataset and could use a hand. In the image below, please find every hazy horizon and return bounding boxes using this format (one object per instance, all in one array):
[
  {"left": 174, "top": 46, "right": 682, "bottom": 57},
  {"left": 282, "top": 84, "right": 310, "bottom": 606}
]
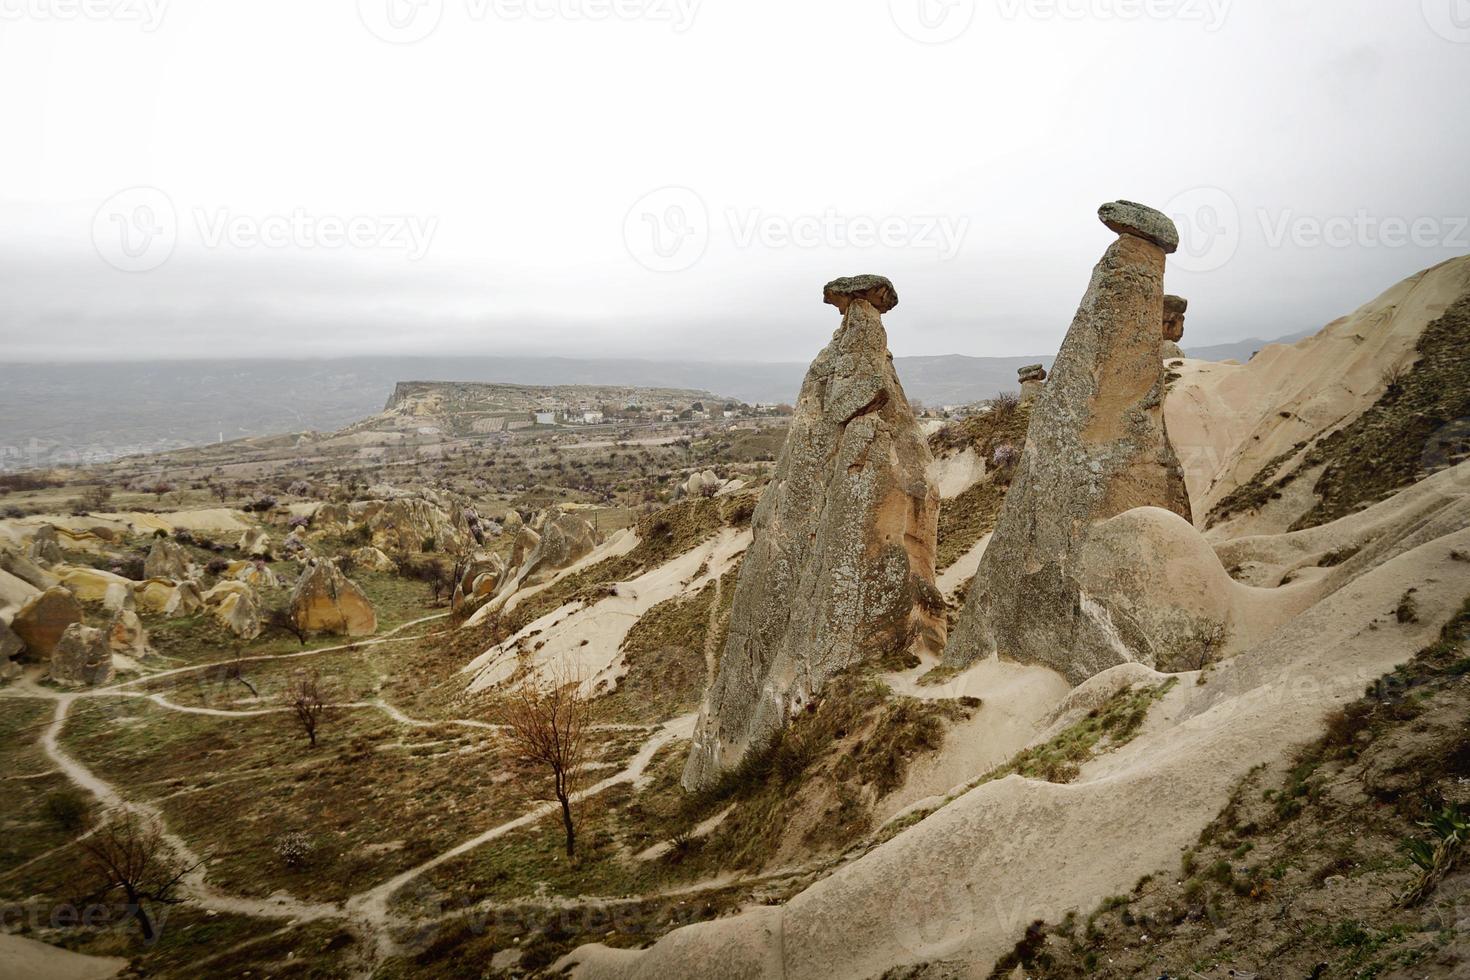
[{"left": 3, "top": 1, "right": 1468, "bottom": 363}]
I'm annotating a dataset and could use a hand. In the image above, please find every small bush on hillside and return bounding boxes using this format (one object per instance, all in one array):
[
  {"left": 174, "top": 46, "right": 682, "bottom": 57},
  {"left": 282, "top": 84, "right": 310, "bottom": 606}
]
[
  {"left": 274, "top": 832, "right": 317, "bottom": 869},
  {"left": 45, "top": 789, "right": 89, "bottom": 831}
]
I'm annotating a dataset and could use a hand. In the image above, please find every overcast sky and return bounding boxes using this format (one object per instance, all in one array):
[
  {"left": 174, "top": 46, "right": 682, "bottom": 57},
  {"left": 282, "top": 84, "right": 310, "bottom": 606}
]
[{"left": 2, "top": 0, "right": 1467, "bottom": 364}]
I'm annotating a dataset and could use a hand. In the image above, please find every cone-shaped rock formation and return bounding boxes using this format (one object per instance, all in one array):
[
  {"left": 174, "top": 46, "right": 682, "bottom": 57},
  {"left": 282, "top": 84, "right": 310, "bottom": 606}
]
[{"left": 683, "top": 275, "right": 943, "bottom": 790}]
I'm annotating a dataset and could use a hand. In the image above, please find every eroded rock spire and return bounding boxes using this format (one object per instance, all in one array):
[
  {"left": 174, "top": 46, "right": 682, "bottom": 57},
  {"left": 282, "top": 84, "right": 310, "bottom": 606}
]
[
  {"left": 943, "top": 203, "right": 1192, "bottom": 683},
  {"left": 683, "top": 275, "right": 943, "bottom": 790}
]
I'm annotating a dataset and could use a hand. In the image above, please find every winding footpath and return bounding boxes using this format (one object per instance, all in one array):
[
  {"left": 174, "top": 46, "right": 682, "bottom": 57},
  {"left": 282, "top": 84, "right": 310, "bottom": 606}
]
[{"left": 1, "top": 616, "right": 708, "bottom": 975}]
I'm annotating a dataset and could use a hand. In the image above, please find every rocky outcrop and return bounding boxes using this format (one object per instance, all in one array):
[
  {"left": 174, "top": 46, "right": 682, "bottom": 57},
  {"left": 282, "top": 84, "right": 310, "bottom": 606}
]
[
  {"left": 290, "top": 560, "right": 377, "bottom": 637},
  {"left": 144, "top": 539, "right": 192, "bottom": 580},
  {"left": 680, "top": 470, "right": 725, "bottom": 499},
  {"left": 214, "top": 590, "right": 262, "bottom": 640},
  {"left": 237, "top": 528, "right": 273, "bottom": 559},
  {"left": 1, "top": 619, "right": 23, "bottom": 666},
  {"left": 204, "top": 581, "right": 262, "bottom": 639},
  {"left": 232, "top": 560, "right": 280, "bottom": 589},
  {"left": 1, "top": 550, "right": 60, "bottom": 591},
  {"left": 943, "top": 203, "right": 1192, "bottom": 684},
  {"left": 349, "top": 546, "right": 398, "bottom": 573},
  {"left": 1018, "top": 363, "right": 1047, "bottom": 405},
  {"left": 106, "top": 608, "right": 153, "bottom": 661},
  {"left": 49, "top": 623, "right": 115, "bottom": 687},
  {"left": 1163, "top": 294, "right": 1188, "bottom": 343},
  {"left": 519, "top": 513, "right": 598, "bottom": 587},
  {"left": 55, "top": 566, "right": 135, "bottom": 602},
  {"left": 508, "top": 525, "right": 540, "bottom": 570},
  {"left": 133, "top": 578, "right": 201, "bottom": 617},
  {"left": 460, "top": 553, "right": 508, "bottom": 600},
  {"left": 11, "top": 587, "right": 84, "bottom": 661},
  {"left": 368, "top": 498, "right": 466, "bottom": 554},
  {"left": 164, "top": 580, "right": 203, "bottom": 618},
  {"left": 28, "top": 525, "right": 63, "bottom": 565},
  {"left": 683, "top": 275, "right": 943, "bottom": 790}
]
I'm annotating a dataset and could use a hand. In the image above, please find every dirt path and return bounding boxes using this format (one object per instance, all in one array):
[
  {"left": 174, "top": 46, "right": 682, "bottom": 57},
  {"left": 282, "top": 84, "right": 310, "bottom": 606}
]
[
  {"left": 344, "top": 714, "right": 696, "bottom": 961},
  {"left": 12, "top": 658, "right": 701, "bottom": 976}
]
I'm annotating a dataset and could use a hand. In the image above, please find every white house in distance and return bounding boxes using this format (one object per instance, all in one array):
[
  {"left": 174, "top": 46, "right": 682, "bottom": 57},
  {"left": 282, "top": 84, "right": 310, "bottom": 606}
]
[
  {"left": 533, "top": 411, "right": 556, "bottom": 426},
  {"left": 582, "top": 410, "right": 604, "bottom": 425}
]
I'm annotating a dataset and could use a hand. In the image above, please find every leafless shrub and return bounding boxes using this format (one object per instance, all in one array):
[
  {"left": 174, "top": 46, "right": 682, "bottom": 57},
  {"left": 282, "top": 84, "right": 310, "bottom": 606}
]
[
  {"left": 1380, "top": 362, "right": 1410, "bottom": 395},
  {"left": 286, "top": 670, "right": 326, "bottom": 748},
  {"left": 265, "top": 606, "right": 308, "bottom": 646},
  {"left": 500, "top": 660, "right": 594, "bottom": 858},
  {"left": 79, "top": 811, "right": 194, "bottom": 945}
]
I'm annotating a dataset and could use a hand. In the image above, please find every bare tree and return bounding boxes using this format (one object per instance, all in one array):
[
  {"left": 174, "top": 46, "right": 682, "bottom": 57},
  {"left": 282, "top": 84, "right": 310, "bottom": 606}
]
[
  {"left": 80, "top": 811, "right": 194, "bottom": 945},
  {"left": 501, "top": 662, "right": 594, "bottom": 858},
  {"left": 224, "top": 646, "right": 258, "bottom": 698},
  {"left": 265, "top": 606, "right": 308, "bottom": 646},
  {"left": 286, "top": 670, "right": 325, "bottom": 748}
]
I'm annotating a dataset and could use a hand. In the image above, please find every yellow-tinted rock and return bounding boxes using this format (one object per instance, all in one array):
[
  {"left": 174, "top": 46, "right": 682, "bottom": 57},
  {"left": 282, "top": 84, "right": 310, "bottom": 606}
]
[
  {"left": 290, "top": 560, "right": 376, "bottom": 637},
  {"left": 54, "top": 566, "right": 134, "bottom": 602},
  {"left": 11, "top": 587, "right": 83, "bottom": 660}
]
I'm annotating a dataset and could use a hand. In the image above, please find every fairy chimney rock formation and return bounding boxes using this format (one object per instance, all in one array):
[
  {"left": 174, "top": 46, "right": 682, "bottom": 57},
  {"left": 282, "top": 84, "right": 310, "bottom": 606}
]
[
  {"left": 943, "top": 202, "right": 1192, "bottom": 684},
  {"left": 1018, "top": 363, "right": 1048, "bottom": 405},
  {"left": 683, "top": 275, "right": 943, "bottom": 790}
]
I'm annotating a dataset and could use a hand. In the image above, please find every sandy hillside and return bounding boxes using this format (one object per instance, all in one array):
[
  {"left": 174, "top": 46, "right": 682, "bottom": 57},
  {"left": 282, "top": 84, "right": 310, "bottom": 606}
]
[
  {"left": 464, "top": 527, "right": 750, "bottom": 696},
  {"left": 1167, "top": 254, "right": 1470, "bottom": 525},
  {"left": 564, "top": 477, "right": 1470, "bottom": 978},
  {"left": 559, "top": 258, "right": 1470, "bottom": 979}
]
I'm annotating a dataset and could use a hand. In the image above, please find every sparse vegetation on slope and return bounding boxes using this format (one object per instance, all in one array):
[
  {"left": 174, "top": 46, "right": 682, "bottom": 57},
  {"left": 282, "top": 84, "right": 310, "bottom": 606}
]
[
  {"left": 980, "top": 599, "right": 1470, "bottom": 979},
  {"left": 1206, "top": 293, "right": 1470, "bottom": 530},
  {"left": 931, "top": 403, "right": 1030, "bottom": 571},
  {"left": 1292, "top": 294, "right": 1470, "bottom": 529}
]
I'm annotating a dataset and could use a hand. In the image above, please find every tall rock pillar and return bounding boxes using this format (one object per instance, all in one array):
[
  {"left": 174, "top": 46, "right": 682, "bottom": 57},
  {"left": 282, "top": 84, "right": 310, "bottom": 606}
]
[
  {"left": 683, "top": 275, "right": 944, "bottom": 790},
  {"left": 944, "top": 202, "right": 1192, "bottom": 684}
]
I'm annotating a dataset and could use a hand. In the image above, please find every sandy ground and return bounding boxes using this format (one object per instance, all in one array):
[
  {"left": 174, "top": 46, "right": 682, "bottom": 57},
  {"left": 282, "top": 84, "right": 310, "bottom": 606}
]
[
  {"left": 464, "top": 528, "right": 751, "bottom": 695},
  {"left": 936, "top": 533, "right": 989, "bottom": 597},
  {"left": 564, "top": 519, "right": 1470, "bottom": 979},
  {"left": 465, "top": 528, "right": 640, "bottom": 627},
  {"left": 1166, "top": 255, "right": 1470, "bottom": 523},
  {"left": 0, "top": 935, "right": 127, "bottom": 980},
  {"left": 875, "top": 654, "right": 1071, "bottom": 826},
  {"left": 926, "top": 447, "right": 986, "bottom": 500}
]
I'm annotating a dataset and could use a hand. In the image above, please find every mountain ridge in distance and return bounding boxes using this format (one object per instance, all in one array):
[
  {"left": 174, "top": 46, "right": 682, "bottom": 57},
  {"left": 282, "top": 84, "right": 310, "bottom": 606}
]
[{"left": 0, "top": 334, "right": 1306, "bottom": 467}]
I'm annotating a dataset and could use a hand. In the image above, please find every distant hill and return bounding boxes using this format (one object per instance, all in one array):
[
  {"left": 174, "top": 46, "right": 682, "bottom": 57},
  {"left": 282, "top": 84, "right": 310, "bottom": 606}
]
[
  {"left": 1182, "top": 330, "right": 1314, "bottom": 363},
  {"left": 0, "top": 338, "right": 1305, "bottom": 469}
]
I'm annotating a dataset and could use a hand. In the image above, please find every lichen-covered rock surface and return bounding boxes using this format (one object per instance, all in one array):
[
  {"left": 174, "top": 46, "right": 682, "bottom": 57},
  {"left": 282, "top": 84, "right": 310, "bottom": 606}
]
[
  {"left": 944, "top": 205, "right": 1191, "bottom": 683},
  {"left": 683, "top": 276, "right": 943, "bottom": 790}
]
